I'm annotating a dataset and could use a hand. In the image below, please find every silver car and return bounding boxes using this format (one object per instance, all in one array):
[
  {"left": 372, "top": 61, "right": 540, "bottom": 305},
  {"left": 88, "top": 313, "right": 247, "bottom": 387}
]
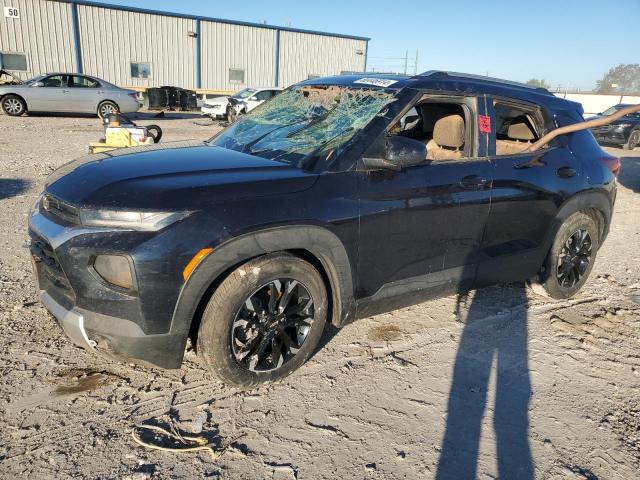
[{"left": 0, "top": 73, "right": 141, "bottom": 118}]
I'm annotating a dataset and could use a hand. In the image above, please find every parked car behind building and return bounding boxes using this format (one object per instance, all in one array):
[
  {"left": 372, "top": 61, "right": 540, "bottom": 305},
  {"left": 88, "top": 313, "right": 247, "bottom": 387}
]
[
  {"left": 0, "top": 73, "right": 141, "bottom": 118},
  {"left": 201, "top": 87, "right": 282, "bottom": 121},
  {"left": 590, "top": 104, "right": 640, "bottom": 150}
]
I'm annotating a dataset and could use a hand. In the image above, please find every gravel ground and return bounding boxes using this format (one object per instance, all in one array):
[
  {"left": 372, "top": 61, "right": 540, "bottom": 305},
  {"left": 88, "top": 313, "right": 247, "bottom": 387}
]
[{"left": 1, "top": 111, "right": 639, "bottom": 479}]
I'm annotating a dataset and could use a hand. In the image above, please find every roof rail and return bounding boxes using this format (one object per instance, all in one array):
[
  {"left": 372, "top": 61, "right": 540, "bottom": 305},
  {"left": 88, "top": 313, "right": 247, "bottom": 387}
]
[{"left": 417, "top": 70, "right": 552, "bottom": 94}]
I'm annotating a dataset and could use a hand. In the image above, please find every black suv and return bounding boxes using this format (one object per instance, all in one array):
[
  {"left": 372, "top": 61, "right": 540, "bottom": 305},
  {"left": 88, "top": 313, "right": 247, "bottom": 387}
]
[
  {"left": 590, "top": 103, "right": 640, "bottom": 150},
  {"left": 30, "top": 72, "right": 619, "bottom": 386}
]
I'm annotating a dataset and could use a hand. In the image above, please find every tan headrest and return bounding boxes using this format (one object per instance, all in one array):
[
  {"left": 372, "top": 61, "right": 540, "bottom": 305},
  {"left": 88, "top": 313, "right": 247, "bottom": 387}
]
[
  {"left": 433, "top": 114, "right": 465, "bottom": 148},
  {"left": 507, "top": 118, "right": 535, "bottom": 141}
]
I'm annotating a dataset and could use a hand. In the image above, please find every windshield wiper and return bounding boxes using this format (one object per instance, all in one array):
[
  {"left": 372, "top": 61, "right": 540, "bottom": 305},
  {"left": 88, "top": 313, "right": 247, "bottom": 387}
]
[
  {"left": 265, "top": 127, "right": 355, "bottom": 166},
  {"left": 286, "top": 106, "right": 334, "bottom": 138}
]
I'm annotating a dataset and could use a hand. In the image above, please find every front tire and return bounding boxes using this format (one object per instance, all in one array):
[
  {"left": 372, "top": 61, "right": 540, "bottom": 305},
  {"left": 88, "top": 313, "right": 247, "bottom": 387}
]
[
  {"left": 623, "top": 129, "right": 640, "bottom": 150},
  {"left": 197, "top": 253, "right": 328, "bottom": 387},
  {"left": 2, "top": 94, "right": 26, "bottom": 116},
  {"left": 537, "top": 212, "right": 599, "bottom": 299}
]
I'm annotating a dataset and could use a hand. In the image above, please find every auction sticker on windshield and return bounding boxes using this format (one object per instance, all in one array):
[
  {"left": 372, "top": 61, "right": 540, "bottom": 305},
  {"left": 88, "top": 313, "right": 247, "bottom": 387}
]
[{"left": 353, "top": 78, "right": 398, "bottom": 88}]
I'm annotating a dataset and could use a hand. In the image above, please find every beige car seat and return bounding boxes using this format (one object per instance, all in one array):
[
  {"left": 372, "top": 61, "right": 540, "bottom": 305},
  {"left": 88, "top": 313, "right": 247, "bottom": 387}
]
[
  {"left": 495, "top": 117, "right": 536, "bottom": 155},
  {"left": 426, "top": 114, "right": 465, "bottom": 161}
]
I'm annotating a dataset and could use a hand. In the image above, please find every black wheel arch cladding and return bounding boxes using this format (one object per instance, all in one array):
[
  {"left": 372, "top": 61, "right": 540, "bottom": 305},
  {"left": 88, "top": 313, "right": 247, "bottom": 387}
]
[{"left": 169, "top": 225, "right": 357, "bottom": 358}]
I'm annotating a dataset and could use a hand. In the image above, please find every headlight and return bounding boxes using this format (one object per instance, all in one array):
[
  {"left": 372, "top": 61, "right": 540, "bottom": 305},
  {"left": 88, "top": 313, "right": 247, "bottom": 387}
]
[
  {"left": 79, "top": 209, "right": 190, "bottom": 231},
  {"left": 615, "top": 123, "right": 632, "bottom": 129}
]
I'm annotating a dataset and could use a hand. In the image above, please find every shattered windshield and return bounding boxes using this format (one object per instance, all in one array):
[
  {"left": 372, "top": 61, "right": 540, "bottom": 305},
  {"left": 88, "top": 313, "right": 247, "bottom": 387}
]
[{"left": 210, "top": 85, "right": 394, "bottom": 168}]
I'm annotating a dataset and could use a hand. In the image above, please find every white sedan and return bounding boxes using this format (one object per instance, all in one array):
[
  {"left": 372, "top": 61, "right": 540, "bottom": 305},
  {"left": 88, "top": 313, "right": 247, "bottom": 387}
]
[{"left": 201, "top": 87, "right": 282, "bottom": 121}]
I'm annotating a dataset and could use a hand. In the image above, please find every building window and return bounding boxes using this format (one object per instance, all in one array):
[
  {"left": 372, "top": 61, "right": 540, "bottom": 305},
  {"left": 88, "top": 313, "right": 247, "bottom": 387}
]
[
  {"left": 131, "top": 62, "right": 151, "bottom": 79},
  {"left": 0, "top": 52, "right": 27, "bottom": 71},
  {"left": 229, "top": 68, "right": 245, "bottom": 83}
]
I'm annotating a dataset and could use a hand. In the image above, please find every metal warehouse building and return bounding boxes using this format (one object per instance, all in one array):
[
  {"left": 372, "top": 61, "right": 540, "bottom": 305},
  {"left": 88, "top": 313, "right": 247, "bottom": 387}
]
[{"left": 0, "top": 0, "right": 369, "bottom": 93}]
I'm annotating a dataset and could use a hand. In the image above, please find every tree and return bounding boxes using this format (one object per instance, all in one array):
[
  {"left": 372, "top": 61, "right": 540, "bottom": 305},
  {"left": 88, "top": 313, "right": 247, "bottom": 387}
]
[
  {"left": 525, "top": 78, "right": 550, "bottom": 89},
  {"left": 595, "top": 64, "right": 640, "bottom": 94}
]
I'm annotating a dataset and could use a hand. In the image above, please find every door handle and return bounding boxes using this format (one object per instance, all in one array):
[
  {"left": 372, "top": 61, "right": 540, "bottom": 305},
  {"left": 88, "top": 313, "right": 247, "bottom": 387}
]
[
  {"left": 62, "top": 89, "right": 70, "bottom": 93},
  {"left": 459, "top": 175, "right": 488, "bottom": 190},
  {"left": 556, "top": 166, "right": 576, "bottom": 178}
]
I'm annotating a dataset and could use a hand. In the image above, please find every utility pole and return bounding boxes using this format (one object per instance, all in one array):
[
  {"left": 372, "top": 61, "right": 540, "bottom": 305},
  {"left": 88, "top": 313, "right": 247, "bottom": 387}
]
[
  {"left": 414, "top": 50, "right": 419, "bottom": 75},
  {"left": 403, "top": 50, "right": 408, "bottom": 75}
]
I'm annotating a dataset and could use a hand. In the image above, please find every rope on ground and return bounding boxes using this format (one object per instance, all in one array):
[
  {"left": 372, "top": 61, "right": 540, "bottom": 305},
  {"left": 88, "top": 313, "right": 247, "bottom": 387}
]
[{"left": 131, "top": 424, "right": 244, "bottom": 460}]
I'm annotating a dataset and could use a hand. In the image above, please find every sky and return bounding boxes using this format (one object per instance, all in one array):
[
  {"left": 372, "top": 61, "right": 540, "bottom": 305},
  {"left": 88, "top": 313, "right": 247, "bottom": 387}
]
[{"left": 93, "top": 0, "right": 639, "bottom": 91}]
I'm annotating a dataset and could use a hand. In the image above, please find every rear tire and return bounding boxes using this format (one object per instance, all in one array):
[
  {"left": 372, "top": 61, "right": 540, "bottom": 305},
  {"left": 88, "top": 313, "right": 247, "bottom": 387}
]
[
  {"left": 2, "top": 94, "right": 26, "bottom": 116},
  {"left": 197, "top": 253, "right": 328, "bottom": 388},
  {"left": 97, "top": 101, "right": 119, "bottom": 119},
  {"left": 536, "top": 212, "right": 599, "bottom": 299}
]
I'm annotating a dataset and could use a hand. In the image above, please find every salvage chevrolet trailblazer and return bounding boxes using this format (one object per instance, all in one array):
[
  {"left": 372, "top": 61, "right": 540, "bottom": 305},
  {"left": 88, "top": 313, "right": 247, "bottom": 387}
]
[{"left": 30, "top": 71, "right": 619, "bottom": 387}]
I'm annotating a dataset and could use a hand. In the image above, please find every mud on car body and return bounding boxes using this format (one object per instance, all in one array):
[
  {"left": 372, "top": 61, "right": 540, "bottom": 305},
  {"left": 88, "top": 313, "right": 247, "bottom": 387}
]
[{"left": 30, "top": 71, "right": 619, "bottom": 387}]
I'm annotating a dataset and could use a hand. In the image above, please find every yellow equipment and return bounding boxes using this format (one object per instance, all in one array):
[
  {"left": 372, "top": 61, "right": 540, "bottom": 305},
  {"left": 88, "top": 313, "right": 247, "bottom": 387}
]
[{"left": 89, "top": 113, "right": 161, "bottom": 154}]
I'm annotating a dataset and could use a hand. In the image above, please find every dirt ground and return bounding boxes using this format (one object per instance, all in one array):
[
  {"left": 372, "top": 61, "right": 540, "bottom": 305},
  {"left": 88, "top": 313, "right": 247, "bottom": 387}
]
[{"left": 1, "top": 111, "right": 639, "bottom": 480}]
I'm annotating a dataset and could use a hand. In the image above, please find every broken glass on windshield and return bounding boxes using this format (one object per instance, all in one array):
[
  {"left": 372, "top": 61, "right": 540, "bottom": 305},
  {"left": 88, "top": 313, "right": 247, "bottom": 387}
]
[{"left": 209, "top": 85, "right": 394, "bottom": 167}]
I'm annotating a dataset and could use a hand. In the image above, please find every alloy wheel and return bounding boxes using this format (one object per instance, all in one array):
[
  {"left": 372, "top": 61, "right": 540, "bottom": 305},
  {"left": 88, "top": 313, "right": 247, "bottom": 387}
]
[
  {"left": 3, "top": 98, "right": 22, "bottom": 115},
  {"left": 231, "top": 279, "right": 315, "bottom": 372},
  {"left": 99, "top": 103, "right": 116, "bottom": 117},
  {"left": 556, "top": 229, "right": 592, "bottom": 288},
  {"left": 630, "top": 131, "right": 640, "bottom": 149}
]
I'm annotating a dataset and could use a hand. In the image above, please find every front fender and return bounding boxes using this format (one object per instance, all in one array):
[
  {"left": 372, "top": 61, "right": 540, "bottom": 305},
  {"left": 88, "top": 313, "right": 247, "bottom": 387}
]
[{"left": 166, "top": 225, "right": 357, "bottom": 362}]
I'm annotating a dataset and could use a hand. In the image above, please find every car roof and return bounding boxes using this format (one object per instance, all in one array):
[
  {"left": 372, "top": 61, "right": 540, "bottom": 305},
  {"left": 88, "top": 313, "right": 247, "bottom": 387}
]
[{"left": 300, "top": 70, "right": 583, "bottom": 114}]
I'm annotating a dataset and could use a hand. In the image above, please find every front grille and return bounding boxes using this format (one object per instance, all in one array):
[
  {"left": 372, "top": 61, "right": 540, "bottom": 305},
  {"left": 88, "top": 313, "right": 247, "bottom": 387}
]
[
  {"left": 592, "top": 125, "right": 612, "bottom": 133},
  {"left": 30, "top": 233, "right": 75, "bottom": 308},
  {"left": 41, "top": 193, "right": 80, "bottom": 225}
]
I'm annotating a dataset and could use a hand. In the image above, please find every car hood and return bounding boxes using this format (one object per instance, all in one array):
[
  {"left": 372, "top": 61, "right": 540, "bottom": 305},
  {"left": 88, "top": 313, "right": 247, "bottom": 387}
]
[{"left": 45, "top": 140, "right": 318, "bottom": 209}]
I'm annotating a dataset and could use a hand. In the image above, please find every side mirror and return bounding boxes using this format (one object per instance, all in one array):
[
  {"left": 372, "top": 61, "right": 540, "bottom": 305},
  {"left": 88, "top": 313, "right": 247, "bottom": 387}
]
[
  {"left": 384, "top": 135, "right": 427, "bottom": 167},
  {"left": 361, "top": 135, "right": 427, "bottom": 171},
  {"left": 249, "top": 96, "right": 258, "bottom": 101},
  {"left": 31, "top": 81, "right": 43, "bottom": 87}
]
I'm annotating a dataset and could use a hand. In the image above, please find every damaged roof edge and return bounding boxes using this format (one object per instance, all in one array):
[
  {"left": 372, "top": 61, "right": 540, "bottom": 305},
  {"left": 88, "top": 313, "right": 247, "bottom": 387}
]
[
  {"left": 51, "top": 0, "right": 371, "bottom": 41},
  {"left": 419, "top": 71, "right": 554, "bottom": 95}
]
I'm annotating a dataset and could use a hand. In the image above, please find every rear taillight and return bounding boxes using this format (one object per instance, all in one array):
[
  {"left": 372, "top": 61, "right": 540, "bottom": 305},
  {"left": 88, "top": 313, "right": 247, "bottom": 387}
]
[{"left": 600, "top": 155, "right": 621, "bottom": 177}]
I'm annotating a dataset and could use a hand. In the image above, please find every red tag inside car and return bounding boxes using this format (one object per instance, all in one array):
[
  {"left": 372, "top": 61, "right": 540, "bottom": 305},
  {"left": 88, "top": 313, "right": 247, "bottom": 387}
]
[{"left": 479, "top": 114, "right": 491, "bottom": 133}]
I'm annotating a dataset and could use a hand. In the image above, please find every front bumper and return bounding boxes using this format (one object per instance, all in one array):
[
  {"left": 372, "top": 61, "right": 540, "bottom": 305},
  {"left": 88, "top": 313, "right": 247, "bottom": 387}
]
[
  {"left": 591, "top": 126, "right": 630, "bottom": 145},
  {"left": 29, "top": 208, "right": 191, "bottom": 368},
  {"left": 40, "top": 290, "right": 96, "bottom": 350},
  {"left": 201, "top": 105, "right": 226, "bottom": 117}
]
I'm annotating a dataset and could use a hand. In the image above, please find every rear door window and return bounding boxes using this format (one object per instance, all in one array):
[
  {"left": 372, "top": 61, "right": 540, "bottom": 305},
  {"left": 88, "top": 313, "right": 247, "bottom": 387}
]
[
  {"left": 71, "top": 76, "right": 100, "bottom": 88},
  {"left": 492, "top": 101, "right": 545, "bottom": 155}
]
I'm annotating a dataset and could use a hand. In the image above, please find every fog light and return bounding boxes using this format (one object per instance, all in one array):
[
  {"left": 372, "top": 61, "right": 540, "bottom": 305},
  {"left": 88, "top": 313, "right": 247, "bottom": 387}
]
[{"left": 93, "top": 255, "right": 134, "bottom": 289}]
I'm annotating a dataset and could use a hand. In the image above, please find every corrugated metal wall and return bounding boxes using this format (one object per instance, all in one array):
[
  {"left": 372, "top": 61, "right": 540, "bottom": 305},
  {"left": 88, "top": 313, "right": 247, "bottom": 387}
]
[
  {"left": 278, "top": 31, "right": 367, "bottom": 87},
  {"left": 1, "top": 0, "right": 368, "bottom": 91},
  {"left": 76, "top": 3, "right": 196, "bottom": 88},
  {"left": 0, "top": 0, "right": 76, "bottom": 80},
  {"left": 201, "top": 21, "right": 276, "bottom": 90}
]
